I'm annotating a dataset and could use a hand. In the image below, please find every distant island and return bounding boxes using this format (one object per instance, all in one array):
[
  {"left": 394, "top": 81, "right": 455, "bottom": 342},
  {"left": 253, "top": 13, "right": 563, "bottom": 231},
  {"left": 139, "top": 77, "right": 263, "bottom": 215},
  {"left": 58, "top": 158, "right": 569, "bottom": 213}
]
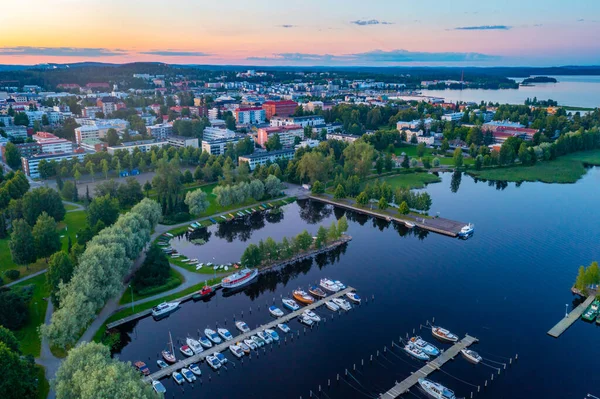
[{"left": 522, "top": 76, "right": 558, "bottom": 85}]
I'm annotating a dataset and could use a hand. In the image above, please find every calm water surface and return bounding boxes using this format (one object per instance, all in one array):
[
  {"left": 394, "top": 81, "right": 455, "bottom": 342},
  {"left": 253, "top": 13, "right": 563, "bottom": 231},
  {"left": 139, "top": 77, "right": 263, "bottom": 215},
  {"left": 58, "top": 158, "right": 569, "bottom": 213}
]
[
  {"left": 421, "top": 75, "right": 600, "bottom": 108},
  {"left": 114, "top": 168, "right": 600, "bottom": 399}
]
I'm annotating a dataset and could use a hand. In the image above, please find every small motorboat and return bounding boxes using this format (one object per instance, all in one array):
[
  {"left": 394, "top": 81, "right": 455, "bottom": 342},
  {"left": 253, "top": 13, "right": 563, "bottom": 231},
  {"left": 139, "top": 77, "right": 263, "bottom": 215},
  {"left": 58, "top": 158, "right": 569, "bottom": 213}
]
[
  {"left": 303, "top": 310, "right": 321, "bottom": 322},
  {"left": 277, "top": 323, "right": 291, "bottom": 333},
  {"left": 461, "top": 349, "right": 482, "bottom": 364},
  {"left": 205, "top": 328, "right": 222, "bottom": 344},
  {"left": 334, "top": 280, "right": 346, "bottom": 290},
  {"left": 300, "top": 316, "right": 314, "bottom": 326},
  {"left": 134, "top": 361, "right": 150, "bottom": 376},
  {"left": 162, "top": 350, "right": 176, "bottom": 363},
  {"left": 410, "top": 336, "right": 440, "bottom": 357},
  {"left": 192, "top": 286, "right": 213, "bottom": 300},
  {"left": 152, "top": 380, "right": 167, "bottom": 394},
  {"left": 236, "top": 320, "right": 250, "bottom": 333},
  {"left": 217, "top": 328, "right": 233, "bottom": 341},
  {"left": 199, "top": 336, "right": 213, "bottom": 348},
  {"left": 269, "top": 305, "right": 284, "bottom": 317},
  {"left": 405, "top": 221, "right": 416, "bottom": 228},
  {"left": 206, "top": 355, "right": 221, "bottom": 370},
  {"left": 432, "top": 326, "right": 459, "bottom": 343},
  {"left": 282, "top": 298, "right": 300, "bottom": 311},
  {"left": 309, "top": 285, "right": 327, "bottom": 298},
  {"left": 346, "top": 292, "right": 361, "bottom": 304},
  {"left": 265, "top": 328, "right": 279, "bottom": 341},
  {"left": 181, "top": 368, "right": 196, "bottom": 382},
  {"left": 418, "top": 378, "right": 456, "bottom": 399},
  {"left": 186, "top": 337, "right": 204, "bottom": 354},
  {"left": 325, "top": 300, "right": 340, "bottom": 311},
  {"left": 152, "top": 302, "right": 180, "bottom": 318},
  {"left": 189, "top": 363, "right": 202, "bottom": 376},
  {"left": 252, "top": 335, "right": 265, "bottom": 347},
  {"left": 404, "top": 343, "right": 430, "bottom": 361},
  {"left": 229, "top": 344, "right": 244, "bottom": 358},
  {"left": 156, "top": 359, "right": 168, "bottom": 369},
  {"left": 320, "top": 278, "right": 340, "bottom": 292},
  {"left": 332, "top": 298, "right": 351, "bottom": 311},
  {"left": 214, "top": 352, "right": 228, "bottom": 365},
  {"left": 458, "top": 223, "right": 475, "bottom": 237},
  {"left": 179, "top": 345, "right": 194, "bottom": 357},
  {"left": 172, "top": 371, "right": 184, "bottom": 385},
  {"left": 237, "top": 341, "right": 251, "bottom": 354},
  {"left": 258, "top": 330, "right": 273, "bottom": 344},
  {"left": 293, "top": 289, "right": 315, "bottom": 305},
  {"left": 244, "top": 338, "right": 258, "bottom": 350}
]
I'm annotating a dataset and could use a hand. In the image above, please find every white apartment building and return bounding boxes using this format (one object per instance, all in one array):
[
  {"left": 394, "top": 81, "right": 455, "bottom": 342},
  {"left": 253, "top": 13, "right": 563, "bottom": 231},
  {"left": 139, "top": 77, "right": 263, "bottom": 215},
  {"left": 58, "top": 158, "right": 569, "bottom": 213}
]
[
  {"left": 270, "top": 115, "right": 325, "bottom": 128},
  {"left": 238, "top": 149, "right": 295, "bottom": 170},
  {"left": 22, "top": 152, "right": 86, "bottom": 178},
  {"left": 75, "top": 125, "right": 100, "bottom": 144},
  {"left": 107, "top": 140, "right": 167, "bottom": 155},
  {"left": 203, "top": 126, "right": 236, "bottom": 141},
  {"left": 166, "top": 135, "right": 199, "bottom": 149},
  {"left": 441, "top": 112, "right": 465, "bottom": 122},
  {"left": 201, "top": 136, "right": 241, "bottom": 156},
  {"left": 146, "top": 123, "right": 173, "bottom": 139}
]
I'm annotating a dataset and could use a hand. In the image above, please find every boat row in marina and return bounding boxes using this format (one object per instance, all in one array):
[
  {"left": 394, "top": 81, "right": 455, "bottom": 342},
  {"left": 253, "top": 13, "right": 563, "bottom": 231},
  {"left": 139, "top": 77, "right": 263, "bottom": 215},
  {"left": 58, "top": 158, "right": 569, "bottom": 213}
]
[
  {"left": 403, "top": 326, "right": 461, "bottom": 362},
  {"left": 581, "top": 298, "right": 600, "bottom": 322}
]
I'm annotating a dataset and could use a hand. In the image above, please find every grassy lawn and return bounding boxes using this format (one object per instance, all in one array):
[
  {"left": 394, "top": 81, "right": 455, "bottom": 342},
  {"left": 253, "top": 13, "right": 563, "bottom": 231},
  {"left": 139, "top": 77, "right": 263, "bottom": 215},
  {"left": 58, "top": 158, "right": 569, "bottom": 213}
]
[
  {"left": 394, "top": 144, "right": 474, "bottom": 166},
  {"left": 118, "top": 268, "right": 184, "bottom": 305},
  {"left": 471, "top": 149, "right": 600, "bottom": 183},
  {"left": 63, "top": 203, "right": 79, "bottom": 211},
  {"left": 379, "top": 172, "right": 442, "bottom": 190},
  {"left": 10, "top": 273, "right": 50, "bottom": 357},
  {"left": 35, "top": 365, "right": 50, "bottom": 399},
  {"left": 57, "top": 210, "right": 88, "bottom": 251}
]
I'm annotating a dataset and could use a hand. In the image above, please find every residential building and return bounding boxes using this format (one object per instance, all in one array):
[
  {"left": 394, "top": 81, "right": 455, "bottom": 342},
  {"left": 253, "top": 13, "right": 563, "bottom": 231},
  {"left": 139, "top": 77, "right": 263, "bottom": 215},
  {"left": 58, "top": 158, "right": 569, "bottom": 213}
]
[
  {"left": 201, "top": 136, "right": 241, "bottom": 156},
  {"left": 441, "top": 112, "right": 465, "bottom": 122},
  {"left": 262, "top": 100, "right": 298, "bottom": 120},
  {"left": 397, "top": 118, "right": 434, "bottom": 131},
  {"left": 146, "top": 123, "right": 173, "bottom": 139},
  {"left": 417, "top": 136, "right": 435, "bottom": 145},
  {"left": 25, "top": 110, "right": 46, "bottom": 126},
  {"left": 107, "top": 140, "right": 167, "bottom": 155},
  {"left": 33, "top": 132, "right": 73, "bottom": 154},
  {"left": 96, "top": 96, "right": 126, "bottom": 116},
  {"left": 303, "top": 101, "right": 324, "bottom": 112},
  {"left": 238, "top": 149, "right": 295, "bottom": 170},
  {"left": 235, "top": 107, "right": 266, "bottom": 124},
  {"left": 295, "top": 139, "right": 320, "bottom": 150},
  {"left": 75, "top": 125, "right": 100, "bottom": 144},
  {"left": 313, "top": 123, "right": 342, "bottom": 135},
  {"left": 4, "top": 126, "right": 28, "bottom": 140},
  {"left": 1, "top": 142, "right": 41, "bottom": 162},
  {"left": 0, "top": 115, "right": 13, "bottom": 126},
  {"left": 203, "top": 126, "right": 236, "bottom": 141},
  {"left": 256, "top": 125, "right": 304, "bottom": 148},
  {"left": 22, "top": 151, "right": 86, "bottom": 178},
  {"left": 80, "top": 138, "right": 107, "bottom": 152},
  {"left": 326, "top": 132, "right": 360, "bottom": 143},
  {"left": 82, "top": 106, "right": 102, "bottom": 118},
  {"left": 270, "top": 115, "right": 325, "bottom": 128},
  {"left": 166, "top": 135, "right": 199, "bottom": 149}
]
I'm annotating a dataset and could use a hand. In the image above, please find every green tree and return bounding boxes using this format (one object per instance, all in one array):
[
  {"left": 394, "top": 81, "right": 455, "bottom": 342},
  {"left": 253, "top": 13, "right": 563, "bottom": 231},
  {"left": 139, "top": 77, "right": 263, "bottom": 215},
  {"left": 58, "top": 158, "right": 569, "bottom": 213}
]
[
  {"left": 4, "top": 142, "right": 21, "bottom": 169},
  {"left": 399, "top": 201, "right": 410, "bottom": 215},
  {"left": 0, "top": 338, "right": 38, "bottom": 399},
  {"left": 356, "top": 191, "right": 369, "bottom": 206},
  {"left": 410, "top": 133, "right": 418, "bottom": 144},
  {"left": 9, "top": 219, "right": 37, "bottom": 267},
  {"left": 453, "top": 148, "right": 464, "bottom": 168},
  {"left": 378, "top": 196, "right": 388, "bottom": 210},
  {"left": 422, "top": 157, "right": 432, "bottom": 169},
  {"left": 265, "top": 133, "right": 283, "bottom": 151},
  {"left": 416, "top": 142, "right": 426, "bottom": 157},
  {"left": 337, "top": 215, "right": 349, "bottom": 233},
  {"left": 401, "top": 155, "right": 409, "bottom": 169},
  {"left": 311, "top": 181, "right": 325, "bottom": 194},
  {"left": 327, "top": 221, "right": 339, "bottom": 241},
  {"left": 264, "top": 175, "right": 283, "bottom": 197},
  {"left": 384, "top": 152, "right": 394, "bottom": 172},
  {"left": 61, "top": 181, "right": 77, "bottom": 201},
  {"left": 87, "top": 194, "right": 120, "bottom": 227},
  {"left": 0, "top": 325, "right": 20, "bottom": 353},
  {"left": 441, "top": 138, "right": 450, "bottom": 153},
  {"left": 295, "top": 230, "right": 313, "bottom": 251},
  {"left": 432, "top": 157, "right": 441, "bottom": 167},
  {"left": 185, "top": 189, "right": 209, "bottom": 215},
  {"left": 474, "top": 155, "right": 483, "bottom": 170},
  {"left": 343, "top": 142, "right": 375, "bottom": 179},
  {"left": 241, "top": 244, "right": 262, "bottom": 268},
  {"left": 315, "top": 226, "right": 328, "bottom": 248},
  {"left": 101, "top": 159, "right": 109, "bottom": 179},
  {"left": 0, "top": 290, "right": 28, "bottom": 330},
  {"left": 106, "top": 128, "right": 119, "bottom": 146},
  {"left": 132, "top": 245, "right": 170, "bottom": 291},
  {"left": 47, "top": 251, "right": 75, "bottom": 307},
  {"left": 334, "top": 184, "right": 346, "bottom": 199},
  {"left": 375, "top": 156, "right": 384, "bottom": 174},
  {"left": 33, "top": 212, "right": 61, "bottom": 262}
]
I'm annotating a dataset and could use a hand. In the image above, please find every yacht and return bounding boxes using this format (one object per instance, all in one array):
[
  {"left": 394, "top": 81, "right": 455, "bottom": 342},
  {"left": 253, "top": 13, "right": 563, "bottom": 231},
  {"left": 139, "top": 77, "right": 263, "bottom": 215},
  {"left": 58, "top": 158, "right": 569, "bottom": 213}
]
[
  {"left": 252, "top": 335, "right": 265, "bottom": 347},
  {"left": 309, "top": 285, "right": 327, "bottom": 298},
  {"left": 186, "top": 337, "right": 204, "bottom": 354},
  {"left": 161, "top": 349, "right": 176, "bottom": 363},
  {"left": 460, "top": 349, "right": 482, "bottom": 364},
  {"left": 206, "top": 355, "right": 221, "bottom": 370},
  {"left": 303, "top": 310, "right": 321, "bottom": 322},
  {"left": 277, "top": 323, "right": 291, "bottom": 333},
  {"left": 409, "top": 336, "right": 440, "bottom": 357},
  {"left": 217, "top": 328, "right": 233, "bottom": 341},
  {"left": 258, "top": 330, "right": 273, "bottom": 344},
  {"left": 320, "top": 278, "right": 340, "bottom": 292},
  {"left": 458, "top": 223, "right": 474, "bottom": 237},
  {"left": 199, "top": 336, "right": 213, "bottom": 348},
  {"left": 300, "top": 315, "right": 314, "bottom": 326},
  {"left": 229, "top": 344, "right": 245, "bottom": 358},
  {"left": 432, "top": 326, "right": 459, "bottom": 343},
  {"left": 214, "top": 352, "right": 228, "bottom": 365},
  {"left": 181, "top": 368, "right": 196, "bottom": 383},
  {"left": 418, "top": 378, "right": 456, "bottom": 399},
  {"left": 405, "top": 221, "right": 416, "bottom": 229},
  {"left": 237, "top": 341, "right": 251, "bottom": 354},
  {"left": 269, "top": 305, "right": 284, "bottom": 317},
  {"left": 282, "top": 298, "right": 300, "bottom": 311},
  {"left": 172, "top": 371, "right": 184, "bottom": 385},
  {"left": 334, "top": 280, "right": 346, "bottom": 290},
  {"left": 332, "top": 297, "right": 351, "bottom": 311},
  {"left": 189, "top": 363, "right": 202, "bottom": 376},
  {"left": 404, "top": 343, "right": 430, "bottom": 361},
  {"left": 179, "top": 345, "right": 193, "bottom": 357},
  {"left": 346, "top": 292, "right": 361, "bottom": 304},
  {"left": 151, "top": 302, "right": 180, "bottom": 318},
  {"left": 221, "top": 268, "right": 258, "bottom": 288},
  {"left": 152, "top": 380, "right": 167, "bottom": 394},
  {"left": 156, "top": 359, "right": 168, "bottom": 369},
  {"left": 293, "top": 289, "right": 315, "bottom": 305},
  {"left": 204, "top": 328, "right": 222, "bottom": 344},
  {"left": 265, "top": 328, "right": 280, "bottom": 341},
  {"left": 244, "top": 338, "right": 258, "bottom": 350},
  {"left": 325, "top": 300, "right": 340, "bottom": 311},
  {"left": 235, "top": 320, "right": 250, "bottom": 333}
]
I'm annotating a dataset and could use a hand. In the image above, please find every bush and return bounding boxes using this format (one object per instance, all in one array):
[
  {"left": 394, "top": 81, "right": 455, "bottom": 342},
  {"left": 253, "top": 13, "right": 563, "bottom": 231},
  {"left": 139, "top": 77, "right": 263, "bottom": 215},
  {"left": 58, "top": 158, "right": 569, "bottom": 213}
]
[
  {"left": 172, "top": 212, "right": 191, "bottom": 222},
  {"left": 4, "top": 269, "right": 21, "bottom": 280}
]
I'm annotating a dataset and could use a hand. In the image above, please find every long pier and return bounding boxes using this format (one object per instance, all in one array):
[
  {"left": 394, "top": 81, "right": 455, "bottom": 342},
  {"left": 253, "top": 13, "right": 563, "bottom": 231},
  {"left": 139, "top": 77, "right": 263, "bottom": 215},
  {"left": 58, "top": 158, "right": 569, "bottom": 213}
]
[
  {"left": 143, "top": 286, "right": 355, "bottom": 383},
  {"left": 547, "top": 295, "right": 595, "bottom": 338},
  {"left": 308, "top": 195, "right": 466, "bottom": 237},
  {"left": 381, "top": 335, "right": 479, "bottom": 398}
]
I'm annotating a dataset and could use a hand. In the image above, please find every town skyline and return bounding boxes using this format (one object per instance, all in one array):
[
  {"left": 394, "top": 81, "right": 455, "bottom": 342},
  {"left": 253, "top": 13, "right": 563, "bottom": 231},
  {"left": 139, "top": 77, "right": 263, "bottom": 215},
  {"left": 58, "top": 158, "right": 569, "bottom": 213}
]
[{"left": 1, "top": 0, "right": 599, "bottom": 66}]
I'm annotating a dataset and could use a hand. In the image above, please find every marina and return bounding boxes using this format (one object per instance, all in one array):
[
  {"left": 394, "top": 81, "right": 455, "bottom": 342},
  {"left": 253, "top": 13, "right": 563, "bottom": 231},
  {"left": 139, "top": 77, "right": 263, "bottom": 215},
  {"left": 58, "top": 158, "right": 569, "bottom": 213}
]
[
  {"left": 547, "top": 295, "right": 595, "bottom": 338},
  {"left": 142, "top": 286, "right": 356, "bottom": 383}
]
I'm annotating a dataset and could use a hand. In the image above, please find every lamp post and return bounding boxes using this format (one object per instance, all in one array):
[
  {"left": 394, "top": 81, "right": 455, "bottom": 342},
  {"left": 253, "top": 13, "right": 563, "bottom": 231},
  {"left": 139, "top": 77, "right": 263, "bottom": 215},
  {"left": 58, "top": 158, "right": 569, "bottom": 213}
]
[
  {"left": 565, "top": 303, "right": 568, "bottom": 317},
  {"left": 129, "top": 284, "right": 134, "bottom": 312}
]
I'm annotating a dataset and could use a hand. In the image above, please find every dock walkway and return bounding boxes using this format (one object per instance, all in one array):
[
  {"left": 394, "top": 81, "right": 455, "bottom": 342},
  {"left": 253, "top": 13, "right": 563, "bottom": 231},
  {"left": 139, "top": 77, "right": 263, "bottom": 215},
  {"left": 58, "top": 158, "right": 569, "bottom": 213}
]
[
  {"left": 547, "top": 295, "right": 595, "bottom": 338},
  {"left": 143, "top": 286, "right": 355, "bottom": 382},
  {"left": 381, "top": 335, "right": 479, "bottom": 398}
]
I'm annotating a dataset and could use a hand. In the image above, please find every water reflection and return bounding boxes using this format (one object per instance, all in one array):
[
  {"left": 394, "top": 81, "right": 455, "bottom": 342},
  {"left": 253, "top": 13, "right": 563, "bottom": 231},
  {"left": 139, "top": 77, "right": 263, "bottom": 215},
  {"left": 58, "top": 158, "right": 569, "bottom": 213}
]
[
  {"left": 450, "top": 170, "right": 462, "bottom": 193},
  {"left": 298, "top": 199, "right": 332, "bottom": 224}
]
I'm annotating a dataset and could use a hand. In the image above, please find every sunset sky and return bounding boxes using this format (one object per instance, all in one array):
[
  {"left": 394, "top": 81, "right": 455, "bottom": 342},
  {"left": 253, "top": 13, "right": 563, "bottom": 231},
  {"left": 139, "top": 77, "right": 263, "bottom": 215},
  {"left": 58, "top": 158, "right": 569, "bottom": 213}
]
[{"left": 0, "top": 0, "right": 599, "bottom": 66}]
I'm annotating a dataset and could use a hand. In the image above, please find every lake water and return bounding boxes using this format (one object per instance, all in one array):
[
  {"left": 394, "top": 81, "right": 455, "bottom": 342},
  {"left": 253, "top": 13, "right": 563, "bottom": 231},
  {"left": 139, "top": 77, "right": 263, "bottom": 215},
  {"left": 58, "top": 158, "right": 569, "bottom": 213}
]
[
  {"left": 420, "top": 75, "right": 600, "bottom": 109},
  {"left": 114, "top": 167, "right": 600, "bottom": 399}
]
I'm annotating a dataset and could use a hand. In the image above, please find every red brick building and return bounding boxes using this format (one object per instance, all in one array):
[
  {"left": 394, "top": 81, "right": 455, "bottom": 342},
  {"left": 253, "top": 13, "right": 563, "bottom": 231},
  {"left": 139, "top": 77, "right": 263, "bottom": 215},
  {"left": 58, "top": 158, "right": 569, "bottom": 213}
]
[{"left": 262, "top": 100, "right": 298, "bottom": 120}]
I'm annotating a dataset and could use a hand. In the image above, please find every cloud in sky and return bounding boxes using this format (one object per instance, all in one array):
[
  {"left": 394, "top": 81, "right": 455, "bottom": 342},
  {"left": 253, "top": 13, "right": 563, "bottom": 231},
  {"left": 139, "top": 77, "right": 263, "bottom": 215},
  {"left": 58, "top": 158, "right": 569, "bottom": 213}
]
[
  {"left": 350, "top": 19, "right": 394, "bottom": 26},
  {"left": 139, "top": 50, "right": 210, "bottom": 57},
  {"left": 0, "top": 46, "right": 126, "bottom": 57},
  {"left": 248, "top": 49, "right": 500, "bottom": 64},
  {"left": 454, "top": 25, "right": 511, "bottom": 30}
]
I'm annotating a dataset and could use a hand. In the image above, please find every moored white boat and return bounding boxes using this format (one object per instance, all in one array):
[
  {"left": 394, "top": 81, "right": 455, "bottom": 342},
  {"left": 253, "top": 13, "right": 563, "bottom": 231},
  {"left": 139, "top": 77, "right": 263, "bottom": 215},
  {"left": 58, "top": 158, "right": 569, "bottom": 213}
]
[
  {"left": 229, "top": 344, "right": 244, "bottom": 358},
  {"left": 265, "top": 328, "right": 279, "bottom": 341},
  {"left": 404, "top": 343, "right": 430, "bottom": 361},
  {"left": 269, "top": 305, "right": 284, "bottom": 317},
  {"left": 179, "top": 345, "right": 194, "bottom": 357},
  {"left": 221, "top": 268, "right": 258, "bottom": 288},
  {"left": 199, "top": 336, "right": 213, "bottom": 348},
  {"left": 205, "top": 328, "right": 222, "bottom": 344},
  {"left": 410, "top": 336, "right": 440, "bottom": 357},
  {"left": 258, "top": 330, "right": 273, "bottom": 344},
  {"left": 277, "top": 323, "right": 291, "bottom": 333},
  {"left": 237, "top": 341, "right": 251, "bottom": 354},
  {"left": 325, "top": 300, "right": 340, "bottom": 311},
  {"left": 189, "top": 363, "right": 202, "bottom": 376},
  {"left": 332, "top": 297, "right": 351, "bottom": 311},
  {"left": 152, "top": 302, "right": 180, "bottom": 318},
  {"left": 156, "top": 359, "right": 168, "bottom": 369},
  {"left": 460, "top": 349, "right": 482, "bottom": 364},
  {"left": 181, "top": 368, "right": 196, "bottom": 382},
  {"left": 303, "top": 310, "right": 321, "bottom": 322},
  {"left": 235, "top": 320, "right": 250, "bottom": 333},
  {"left": 458, "top": 223, "right": 474, "bottom": 237},
  {"left": 214, "top": 351, "right": 228, "bottom": 364},
  {"left": 417, "top": 378, "right": 456, "bottom": 399},
  {"left": 282, "top": 298, "right": 300, "bottom": 311},
  {"left": 206, "top": 355, "right": 221, "bottom": 370},
  {"left": 244, "top": 338, "right": 258, "bottom": 350},
  {"left": 405, "top": 221, "right": 416, "bottom": 228},
  {"left": 186, "top": 337, "right": 204, "bottom": 354},
  {"left": 251, "top": 335, "right": 264, "bottom": 347},
  {"left": 172, "top": 371, "right": 184, "bottom": 385},
  {"left": 217, "top": 328, "right": 233, "bottom": 341},
  {"left": 346, "top": 292, "right": 361, "bottom": 304},
  {"left": 334, "top": 280, "right": 346, "bottom": 289},
  {"left": 299, "top": 315, "right": 314, "bottom": 326},
  {"left": 320, "top": 278, "right": 340, "bottom": 292},
  {"left": 431, "top": 326, "right": 459, "bottom": 343},
  {"left": 152, "top": 380, "right": 167, "bottom": 394}
]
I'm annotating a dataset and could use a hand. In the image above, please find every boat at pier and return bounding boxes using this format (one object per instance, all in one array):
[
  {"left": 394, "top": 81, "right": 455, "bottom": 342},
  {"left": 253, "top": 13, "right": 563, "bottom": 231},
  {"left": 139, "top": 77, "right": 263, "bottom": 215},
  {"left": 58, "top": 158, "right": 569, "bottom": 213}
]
[
  {"left": 418, "top": 378, "right": 456, "bottom": 399},
  {"left": 252, "top": 335, "right": 265, "bottom": 347},
  {"left": 205, "top": 328, "right": 222, "bottom": 344},
  {"left": 237, "top": 341, "right": 251, "bottom": 354},
  {"left": 265, "top": 328, "right": 279, "bottom": 341},
  {"left": 346, "top": 292, "right": 361, "bottom": 304},
  {"left": 309, "top": 285, "right": 327, "bottom": 298},
  {"left": 325, "top": 300, "right": 340, "bottom": 311},
  {"left": 206, "top": 355, "right": 221, "bottom": 370},
  {"left": 186, "top": 337, "right": 204, "bottom": 354},
  {"left": 151, "top": 301, "right": 180, "bottom": 318},
  {"left": 214, "top": 352, "right": 228, "bottom": 365},
  {"left": 181, "top": 368, "right": 196, "bottom": 382},
  {"left": 320, "top": 278, "right": 340, "bottom": 292},
  {"left": 303, "top": 310, "right": 321, "bottom": 322},
  {"left": 156, "top": 359, "right": 168, "bottom": 369},
  {"left": 172, "top": 371, "right": 184, "bottom": 385},
  {"left": 221, "top": 268, "right": 258, "bottom": 289},
  {"left": 258, "top": 330, "right": 273, "bottom": 344},
  {"left": 179, "top": 345, "right": 193, "bottom": 357},
  {"left": 134, "top": 361, "right": 150, "bottom": 376},
  {"left": 460, "top": 349, "right": 482, "bottom": 364},
  {"left": 269, "top": 305, "right": 284, "bottom": 317},
  {"left": 332, "top": 297, "right": 351, "bottom": 311},
  {"left": 582, "top": 299, "right": 599, "bottom": 321},
  {"left": 236, "top": 321, "right": 250, "bottom": 333},
  {"left": 293, "top": 289, "right": 315, "bottom": 304},
  {"left": 458, "top": 223, "right": 474, "bottom": 237},
  {"left": 199, "top": 336, "right": 212, "bottom": 348},
  {"left": 300, "top": 315, "right": 314, "bottom": 326},
  {"left": 162, "top": 332, "right": 177, "bottom": 363},
  {"left": 282, "top": 298, "right": 300, "bottom": 311},
  {"left": 410, "top": 336, "right": 440, "bottom": 356},
  {"left": 152, "top": 380, "right": 167, "bottom": 394},
  {"left": 277, "top": 323, "right": 291, "bottom": 333},
  {"left": 244, "top": 338, "right": 257, "bottom": 350},
  {"left": 217, "top": 328, "right": 233, "bottom": 341},
  {"left": 229, "top": 344, "right": 244, "bottom": 358},
  {"left": 189, "top": 363, "right": 202, "bottom": 376},
  {"left": 404, "top": 343, "right": 430, "bottom": 361},
  {"left": 192, "top": 286, "right": 213, "bottom": 301},
  {"left": 432, "top": 326, "right": 459, "bottom": 343}
]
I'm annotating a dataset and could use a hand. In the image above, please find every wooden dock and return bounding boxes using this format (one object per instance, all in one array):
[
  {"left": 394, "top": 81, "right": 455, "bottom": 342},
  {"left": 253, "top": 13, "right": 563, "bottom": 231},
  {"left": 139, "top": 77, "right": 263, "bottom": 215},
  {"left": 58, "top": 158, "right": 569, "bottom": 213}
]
[
  {"left": 381, "top": 335, "right": 479, "bottom": 398},
  {"left": 547, "top": 295, "right": 595, "bottom": 338},
  {"left": 308, "top": 195, "right": 466, "bottom": 237},
  {"left": 143, "top": 286, "right": 355, "bottom": 383}
]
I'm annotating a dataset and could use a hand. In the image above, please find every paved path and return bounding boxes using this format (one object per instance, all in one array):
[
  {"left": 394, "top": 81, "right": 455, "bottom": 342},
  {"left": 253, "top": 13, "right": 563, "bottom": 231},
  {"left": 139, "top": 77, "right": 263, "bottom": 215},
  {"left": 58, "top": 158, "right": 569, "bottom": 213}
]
[
  {"left": 35, "top": 301, "right": 59, "bottom": 399},
  {"left": 62, "top": 200, "right": 85, "bottom": 212},
  {"left": 4, "top": 269, "right": 48, "bottom": 287}
]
